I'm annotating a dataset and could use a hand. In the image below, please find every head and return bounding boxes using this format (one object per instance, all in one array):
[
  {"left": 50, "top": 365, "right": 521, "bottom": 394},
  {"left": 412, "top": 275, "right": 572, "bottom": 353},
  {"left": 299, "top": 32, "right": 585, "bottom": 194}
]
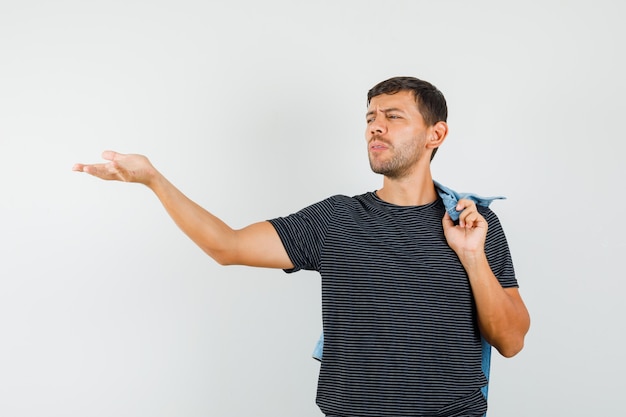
[{"left": 367, "top": 76, "right": 448, "bottom": 161}]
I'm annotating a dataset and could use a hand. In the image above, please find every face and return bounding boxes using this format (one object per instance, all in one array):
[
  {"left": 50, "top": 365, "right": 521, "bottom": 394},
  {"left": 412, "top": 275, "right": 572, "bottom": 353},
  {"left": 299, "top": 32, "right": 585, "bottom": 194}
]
[{"left": 365, "top": 90, "right": 431, "bottom": 179}]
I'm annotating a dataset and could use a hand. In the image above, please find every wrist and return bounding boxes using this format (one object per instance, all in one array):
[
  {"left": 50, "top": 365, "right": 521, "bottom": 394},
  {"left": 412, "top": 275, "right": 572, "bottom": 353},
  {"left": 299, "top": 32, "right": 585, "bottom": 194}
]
[
  {"left": 144, "top": 166, "right": 163, "bottom": 189},
  {"left": 458, "top": 250, "right": 488, "bottom": 270}
]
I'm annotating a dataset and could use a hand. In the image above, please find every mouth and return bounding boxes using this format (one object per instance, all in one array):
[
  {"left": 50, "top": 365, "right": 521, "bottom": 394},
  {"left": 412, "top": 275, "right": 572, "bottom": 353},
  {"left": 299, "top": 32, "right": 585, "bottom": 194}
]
[{"left": 369, "top": 141, "right": 389, "bottom": 152}]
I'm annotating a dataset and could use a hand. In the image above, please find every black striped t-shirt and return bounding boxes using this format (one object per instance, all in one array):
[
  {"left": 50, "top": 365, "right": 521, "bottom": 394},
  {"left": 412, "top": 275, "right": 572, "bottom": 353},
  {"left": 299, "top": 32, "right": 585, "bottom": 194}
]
[{"left": 269, "top": 192, "right": 517, "bottom": 417}]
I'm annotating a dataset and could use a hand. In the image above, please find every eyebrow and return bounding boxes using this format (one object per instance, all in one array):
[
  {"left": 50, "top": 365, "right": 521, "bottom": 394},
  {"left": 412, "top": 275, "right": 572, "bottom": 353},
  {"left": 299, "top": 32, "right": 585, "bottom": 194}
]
[{"left": 365, "top": 107, "right": 405, "bottom": 117}]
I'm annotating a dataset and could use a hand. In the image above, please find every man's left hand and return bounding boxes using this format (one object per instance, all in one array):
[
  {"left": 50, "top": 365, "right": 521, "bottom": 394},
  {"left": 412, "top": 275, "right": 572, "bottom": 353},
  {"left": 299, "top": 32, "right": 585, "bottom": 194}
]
[{"left": 442, "top": 199, "right": 488, "bottom": 258}]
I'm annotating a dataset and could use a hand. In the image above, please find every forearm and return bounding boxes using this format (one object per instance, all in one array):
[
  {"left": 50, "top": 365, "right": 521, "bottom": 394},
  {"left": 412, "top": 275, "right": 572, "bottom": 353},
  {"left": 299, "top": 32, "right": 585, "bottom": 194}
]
[
  {"left": 74, "top": 151, "right": 291, "bottom": 268},
  {"left": 147, "top": 171, "right": 237, "bottom": 264},
  {"left": 461, "top": 253, "right": 530, "bottom": 357}
]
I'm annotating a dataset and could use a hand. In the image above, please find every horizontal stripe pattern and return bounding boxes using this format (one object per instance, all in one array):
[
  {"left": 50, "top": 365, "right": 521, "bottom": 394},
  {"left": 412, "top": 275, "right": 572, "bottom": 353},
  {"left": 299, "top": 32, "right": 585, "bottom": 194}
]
[{"left": 269, "top": 192, "right": 517, "bottom": 417}]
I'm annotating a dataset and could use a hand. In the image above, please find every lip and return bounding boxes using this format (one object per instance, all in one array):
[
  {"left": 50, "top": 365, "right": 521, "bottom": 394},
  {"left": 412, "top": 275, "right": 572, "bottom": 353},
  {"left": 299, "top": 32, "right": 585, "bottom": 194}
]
[{"left": 369, "top": 141, "right": 389, "bottom": 151}]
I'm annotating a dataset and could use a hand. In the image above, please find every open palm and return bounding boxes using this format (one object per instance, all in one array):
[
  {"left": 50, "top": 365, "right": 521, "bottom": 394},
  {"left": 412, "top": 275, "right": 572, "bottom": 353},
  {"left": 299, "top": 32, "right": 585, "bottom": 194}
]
[{"left": 73, "top": 151, "right": 156, "bottom": 185}]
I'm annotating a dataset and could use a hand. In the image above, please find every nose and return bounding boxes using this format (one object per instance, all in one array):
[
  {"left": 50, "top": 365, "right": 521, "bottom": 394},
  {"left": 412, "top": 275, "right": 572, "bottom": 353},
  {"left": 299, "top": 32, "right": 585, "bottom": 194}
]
[{"left": 368, "top": 113, "right": 387, "bottom": 136}]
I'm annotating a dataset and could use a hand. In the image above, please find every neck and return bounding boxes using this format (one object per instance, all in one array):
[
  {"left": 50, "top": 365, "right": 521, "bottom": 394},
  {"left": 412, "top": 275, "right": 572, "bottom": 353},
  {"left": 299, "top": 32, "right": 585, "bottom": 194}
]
[{"left": 375, "top": 170, "right": 437, "bottom": 207}]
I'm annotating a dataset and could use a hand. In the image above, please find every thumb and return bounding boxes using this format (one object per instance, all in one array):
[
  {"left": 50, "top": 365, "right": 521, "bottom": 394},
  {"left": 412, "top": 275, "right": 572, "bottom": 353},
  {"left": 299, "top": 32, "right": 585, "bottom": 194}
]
[
  {"left": 101, "top": 150, "right": 123, "bottom": 162},
  {"left": 442, "top": 211, "right": 454, "bottom": 230}
]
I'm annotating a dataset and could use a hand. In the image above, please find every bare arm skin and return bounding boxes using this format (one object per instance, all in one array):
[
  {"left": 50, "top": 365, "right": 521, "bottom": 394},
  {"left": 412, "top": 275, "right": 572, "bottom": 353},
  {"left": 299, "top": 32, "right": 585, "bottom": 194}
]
[
  {"left": 74, "top": 152, "right": 529, "bottom": 356},
  {"left": 442, "top": 200, "right": 531, "bottom": 358},
  {"left": 73, "top": 151, "right": 294, "bottom": 269}
]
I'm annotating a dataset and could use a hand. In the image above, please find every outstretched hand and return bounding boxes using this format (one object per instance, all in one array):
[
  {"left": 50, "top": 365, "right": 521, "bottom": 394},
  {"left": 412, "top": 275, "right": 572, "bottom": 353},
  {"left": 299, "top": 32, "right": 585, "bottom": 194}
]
[
  {"left": 441, "top": 199, "right": 488, "bottom": 259},
  {"left": 72, "top": 151, "right": 157, "bottom": 186}
]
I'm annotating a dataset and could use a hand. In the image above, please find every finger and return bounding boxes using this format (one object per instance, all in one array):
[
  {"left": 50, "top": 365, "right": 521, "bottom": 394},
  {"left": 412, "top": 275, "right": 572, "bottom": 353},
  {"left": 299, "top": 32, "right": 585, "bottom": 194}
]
[
  {"left": 442, "top": 211, "right": 453, "bottom": 230},
  {"left": 72, "top": 163, "right": 103, "bottom": 175},
  {"left": 459, "top": 208, "right": 477, "bottom": 228},
  {"left": 456, "top": 199, "right": 478, "bottom": 228},
  {"left": 102, "top": 150, "right": 123, "bottom": 162},
  {"left": 460, "top": 210, "right": 487, "bottom": 230},
  {"left": 73, "top": 151, "right": 121, "bottom": 172},
  {"left": 462, "top": 212, "right": 478, "bottom": 229},
  {"left": 83, "top": 162, "right": 121, "bottom": 180},
  {"left": 83, "top": 163, "right": 107, "bottom": 177},
  {"left": 455, "top": 198, "right": 477, "bottom": 212}
]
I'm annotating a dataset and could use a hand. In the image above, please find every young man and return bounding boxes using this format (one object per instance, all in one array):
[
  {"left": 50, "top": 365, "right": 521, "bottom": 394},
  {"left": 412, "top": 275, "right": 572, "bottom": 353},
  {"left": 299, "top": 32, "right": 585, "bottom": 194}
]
[{"left": 73, "top": 76, "right": 530, "bottom": 417}]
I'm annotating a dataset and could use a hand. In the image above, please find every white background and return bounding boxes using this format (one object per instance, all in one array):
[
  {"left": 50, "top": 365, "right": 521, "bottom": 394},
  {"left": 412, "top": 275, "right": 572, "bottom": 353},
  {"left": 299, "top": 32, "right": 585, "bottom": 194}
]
[{"left": 1, "top": 0, "right": 624, "bottom": 416}]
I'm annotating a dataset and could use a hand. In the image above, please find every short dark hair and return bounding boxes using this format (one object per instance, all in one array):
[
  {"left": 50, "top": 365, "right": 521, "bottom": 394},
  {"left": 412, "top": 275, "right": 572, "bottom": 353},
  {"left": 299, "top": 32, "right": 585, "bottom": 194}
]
[
  {"left": 367, "top": 76, "right": 448, "bottom": 160},
  {"left": 367, "top": 76, "right": 448, "bottom": 125}
]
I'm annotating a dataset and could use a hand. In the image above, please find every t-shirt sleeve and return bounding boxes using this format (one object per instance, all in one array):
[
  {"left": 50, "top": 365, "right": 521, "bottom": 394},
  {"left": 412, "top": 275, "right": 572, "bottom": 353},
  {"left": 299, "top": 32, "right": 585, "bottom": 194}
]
[
  {"left": 480, "top": 206, "right": 519, "bottom": 288},
  {"left": 268, "top": 197, "right": 337, "bottom": 273}
]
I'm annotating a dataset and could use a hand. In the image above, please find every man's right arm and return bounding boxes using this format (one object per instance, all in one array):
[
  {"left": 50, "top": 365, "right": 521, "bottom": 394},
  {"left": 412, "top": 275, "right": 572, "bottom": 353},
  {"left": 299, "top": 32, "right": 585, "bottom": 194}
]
[{"left": 73, "top": 150, "right": 294, "bottom": 269}]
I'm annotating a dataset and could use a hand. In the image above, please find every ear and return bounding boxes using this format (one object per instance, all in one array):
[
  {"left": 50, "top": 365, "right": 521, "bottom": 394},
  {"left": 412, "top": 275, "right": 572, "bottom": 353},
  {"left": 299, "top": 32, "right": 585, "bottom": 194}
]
[{"left": 426, "top": 121, "right": 448, "bottom": 151}]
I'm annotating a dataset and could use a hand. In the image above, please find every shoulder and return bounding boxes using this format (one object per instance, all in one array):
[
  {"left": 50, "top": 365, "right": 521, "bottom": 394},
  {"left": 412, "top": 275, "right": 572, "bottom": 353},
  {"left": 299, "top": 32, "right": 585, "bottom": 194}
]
[
  {"left": 303, "top": 192, "right": 376, "bottom": 211},
  {"left": 477, "top": 204, "right": 498, "bottom": 220},
  {"left": 272, "top": 193, "right": 372, "bottom": 225},
  {"left": 477, "top": 204, "right": 508, "bottom": 230}
]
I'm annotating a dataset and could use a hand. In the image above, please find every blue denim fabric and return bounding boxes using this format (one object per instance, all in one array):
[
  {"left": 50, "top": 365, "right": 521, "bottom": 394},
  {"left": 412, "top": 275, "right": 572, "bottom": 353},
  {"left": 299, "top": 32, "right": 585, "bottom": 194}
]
[
  {"left": 312, "top": 332, "right": 324, "bottom": 361},
  {"left": 433, "top": 180, "right": 505, "bottom": 222},
  {"left": 311, "top": 182, "right": 505, "bottom": 404}
]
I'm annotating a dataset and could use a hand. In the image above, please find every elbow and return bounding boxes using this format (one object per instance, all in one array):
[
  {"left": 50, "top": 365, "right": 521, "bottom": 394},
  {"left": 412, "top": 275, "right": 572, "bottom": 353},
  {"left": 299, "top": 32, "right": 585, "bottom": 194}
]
[
  {"left": 203, "top": 247, "right": 237, "bottom": 266},
  {"left": 486, "top": 311, "right": 531, "bottom": 358},
  {"left": 213, "top": 257, "right": 232, "bottom": 266},
  {"left": 492, "top": 327, "right": 529, "bottom": 358},
  {"left": 497, "top": 339, "right": 525, "bottom": 358}
]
